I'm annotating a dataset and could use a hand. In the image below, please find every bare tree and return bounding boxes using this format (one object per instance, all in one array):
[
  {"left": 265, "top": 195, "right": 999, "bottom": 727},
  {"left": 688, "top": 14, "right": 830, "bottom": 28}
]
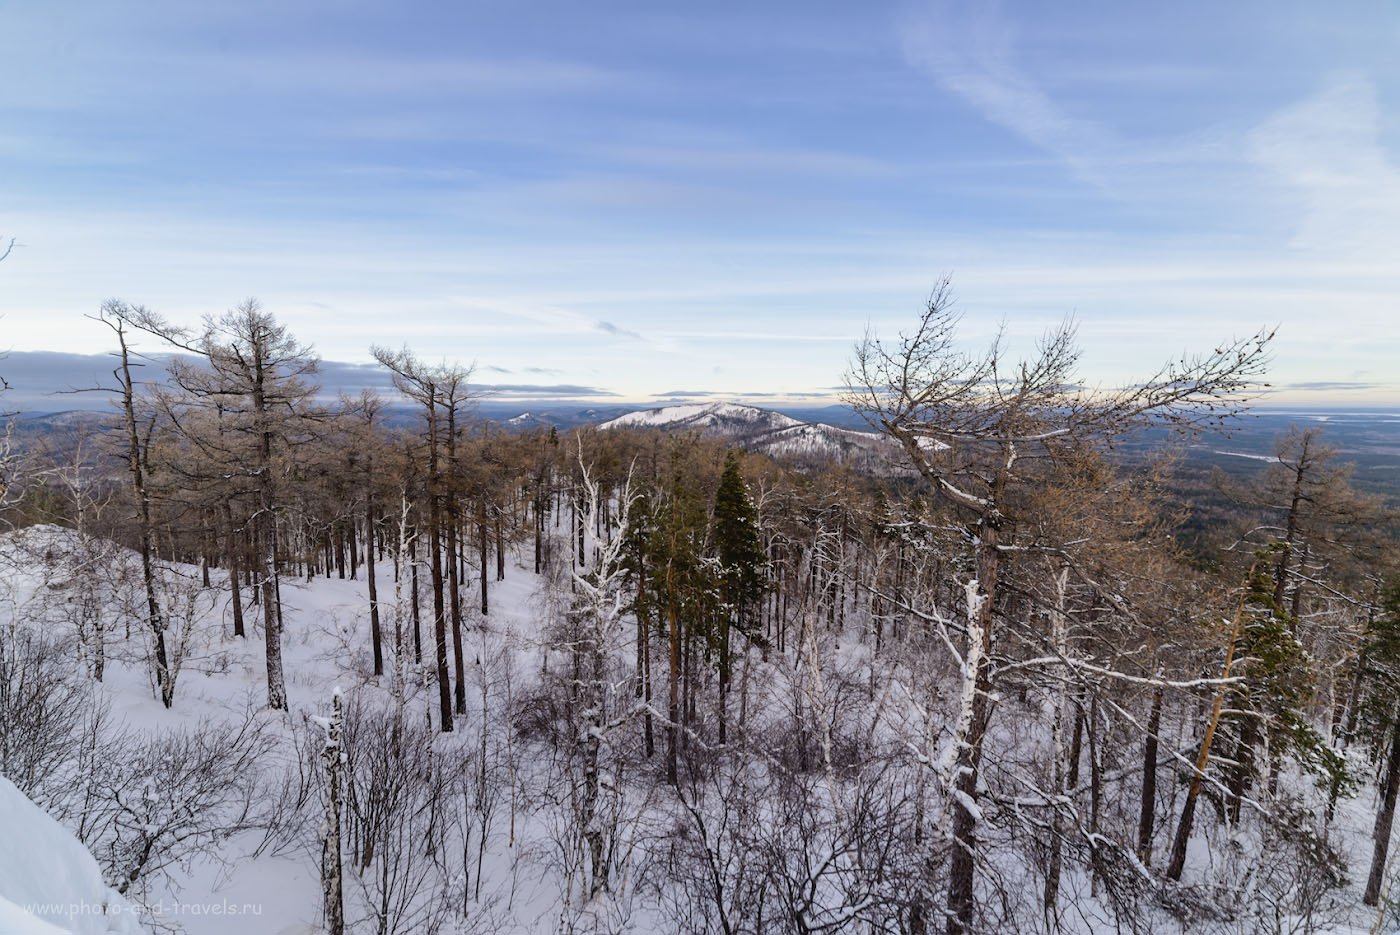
[
  {"left": 72, "top": 711, "right": 272, "bottom": 901},
  {"left": 134, "top": 300, "right": 321, "bottom": 711},
  {"left": 371, "top": 346, "right": 474, "bottom": 732},
  {"left": 845, "top": 279, "right": 1272, "bottom": 934},
  {"left": 319, "top": 689, "right": 345, "bottom": 935},
  {"left": 561, "top": 455, "right": 638, "bottom": 903},
  {"left": 92, "top": 302, "right": 176, "bottom": 705}
]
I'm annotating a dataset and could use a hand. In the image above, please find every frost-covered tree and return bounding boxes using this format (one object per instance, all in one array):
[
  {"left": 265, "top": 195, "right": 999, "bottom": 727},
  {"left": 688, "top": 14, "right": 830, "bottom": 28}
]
[
  {"left": 1358, "top": 582, "right": 1400, "bottom": 906},
  {"left": 846, "top": 278, "right": 1273, "bottom": 934}
]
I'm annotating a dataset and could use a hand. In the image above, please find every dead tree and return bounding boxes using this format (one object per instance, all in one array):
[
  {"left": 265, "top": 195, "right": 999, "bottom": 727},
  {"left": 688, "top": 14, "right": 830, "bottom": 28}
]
[{"left": 92, "top": 302, "right": 175, "bottom": 707}]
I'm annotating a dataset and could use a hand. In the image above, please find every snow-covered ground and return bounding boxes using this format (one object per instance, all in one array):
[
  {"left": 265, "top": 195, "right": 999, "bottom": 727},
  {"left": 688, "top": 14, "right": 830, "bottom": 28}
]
[
  {"left": 1, "top": 520, "right": 1396, "bottom": 934},
  {"left": 0, "top": 523, "right": 593, "bottom": 934}
]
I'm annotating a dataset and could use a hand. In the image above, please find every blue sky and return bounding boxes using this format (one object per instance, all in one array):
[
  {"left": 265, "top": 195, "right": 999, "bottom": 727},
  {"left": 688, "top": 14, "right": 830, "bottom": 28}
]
[{"left": 2, "top": 0, "right": 1398, "bottom": 406}]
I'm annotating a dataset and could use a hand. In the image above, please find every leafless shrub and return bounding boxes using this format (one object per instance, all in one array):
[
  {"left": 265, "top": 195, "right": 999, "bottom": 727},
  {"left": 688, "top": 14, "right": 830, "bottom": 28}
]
[
  {"left": 0, "top": 625, "right": 95, "bottom": 802},
  {"left": 329, "top": 691, "right": 492, "bottom": 935},
  {"left": 66, "top": 708, "right": 273, "bottom": 900}
]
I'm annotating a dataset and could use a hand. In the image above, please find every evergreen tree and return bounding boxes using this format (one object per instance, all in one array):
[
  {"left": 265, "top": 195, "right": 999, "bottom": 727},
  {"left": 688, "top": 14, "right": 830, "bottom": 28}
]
[
  {"left": 713, "top": 450, "right": 765, "bottom": 638},
  {"left": 1222, "top": 563, "right": 1348, "bottom": 820},
  {"left": 711, "top": 449, "right": 766, "bottom": 743}
]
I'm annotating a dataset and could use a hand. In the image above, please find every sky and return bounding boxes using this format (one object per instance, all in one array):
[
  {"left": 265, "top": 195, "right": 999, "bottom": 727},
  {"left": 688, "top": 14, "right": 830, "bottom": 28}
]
[{"left": 1, "top": 0, "right": 1398, "bottom": 409}]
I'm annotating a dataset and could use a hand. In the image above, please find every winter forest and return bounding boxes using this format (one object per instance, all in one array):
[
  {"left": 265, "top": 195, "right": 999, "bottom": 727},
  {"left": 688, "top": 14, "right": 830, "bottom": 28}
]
[{"left": 1, "top": 284, "right": 1398, "bottom": 935}]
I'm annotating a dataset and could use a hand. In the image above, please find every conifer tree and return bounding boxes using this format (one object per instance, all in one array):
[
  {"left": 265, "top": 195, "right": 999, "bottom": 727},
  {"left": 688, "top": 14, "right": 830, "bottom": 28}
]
[{"left": 711, "top": 449, "right": 765, "bottom": 743}]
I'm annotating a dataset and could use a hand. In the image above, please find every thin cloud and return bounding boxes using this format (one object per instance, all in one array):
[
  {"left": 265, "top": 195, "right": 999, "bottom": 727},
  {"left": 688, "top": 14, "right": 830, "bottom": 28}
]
[
  {"left": 1285, "top": 381, "right": 1385, "bottom": 392},
  {"left": 476, "top": 383, "right": 619, "bottom": 398},
  {"left": 1249, "top": 73, "right": 1400, "bottom": 256},
  {"left": 899, "top": 2, "right": 1224, "bottom": 193},
  {"left": 901, "top": 2, "right": 1115, "bottom": 176},
  {"left": 595, "top": 320, "right": 643, "bottom": 340},
  {"left": 0, "top": 353, "right": 622, "bottom": 411}
]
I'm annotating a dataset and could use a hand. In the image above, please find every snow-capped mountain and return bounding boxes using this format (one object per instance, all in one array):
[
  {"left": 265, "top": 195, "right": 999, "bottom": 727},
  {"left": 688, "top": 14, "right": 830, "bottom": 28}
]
[
  {"left": 602, "top": 402, "right": 801, "bottom": 434},
  {"left": 600, "top": 401, "right": 899, "bottom": 469}
]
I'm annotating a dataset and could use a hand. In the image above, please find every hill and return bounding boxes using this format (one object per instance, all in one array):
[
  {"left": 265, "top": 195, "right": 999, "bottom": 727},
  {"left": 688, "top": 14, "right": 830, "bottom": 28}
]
[{"left": 599, "top": 401, "right": 898, "bottom": 470}]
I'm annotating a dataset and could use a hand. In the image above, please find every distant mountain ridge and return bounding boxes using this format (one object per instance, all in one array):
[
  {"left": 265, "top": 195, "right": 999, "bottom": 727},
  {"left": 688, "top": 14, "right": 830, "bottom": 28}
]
[{"left": 600, "top": 401, "right": 897, "bottom": 469}]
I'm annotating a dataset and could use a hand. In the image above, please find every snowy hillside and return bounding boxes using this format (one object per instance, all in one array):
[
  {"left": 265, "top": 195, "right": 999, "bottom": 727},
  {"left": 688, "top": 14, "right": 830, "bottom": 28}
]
[
  {"left": 2, "top": 511, "right": 1390, "bottom": 934},
  {"left": 0, "top": 522, "right": 679, "bottom": 934}
]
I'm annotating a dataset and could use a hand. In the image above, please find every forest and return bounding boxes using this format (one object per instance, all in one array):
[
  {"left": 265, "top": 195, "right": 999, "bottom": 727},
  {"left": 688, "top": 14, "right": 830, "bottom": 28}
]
[{"left": 1, "top": 288, "right": 1398, "bottom": 935}]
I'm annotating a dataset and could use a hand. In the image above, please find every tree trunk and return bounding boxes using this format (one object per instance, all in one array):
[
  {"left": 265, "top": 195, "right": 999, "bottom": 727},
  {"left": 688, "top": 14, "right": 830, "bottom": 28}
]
[
  {"left": 1365, "top": 717, "right": 1400, "bottom": 905},
  {"left": 945, "top": 508, "right": 1001, "bottom": 935},
  {"left": 478, "top": 511, "right": 489, "bottom": 616},
  {"left": 495, "top": 512, "right": 505, "bottom": 581},
  {"left": 114, "top": 326, "right": 174, "bottom": 708},
  {"left": 322, "top": 691, "right": 345, "bottom": 935},
  {"left": 1137, "top": 685, "right": 1163, "bottom": 865},
  {"left": 666, "top": 593, "right": 680, "bottom": 786},
  {"left": 224, "top": 505, "right": 245, "bottom": 639},
  {"left": 366, "top": 498, "right": 383, "bottom": 678},
  {"left": 1167, "top": 580, "right": 1252, "bottom": 881},
  {"left": 410, "top": 541, "right": 422, "bottom": 664}
]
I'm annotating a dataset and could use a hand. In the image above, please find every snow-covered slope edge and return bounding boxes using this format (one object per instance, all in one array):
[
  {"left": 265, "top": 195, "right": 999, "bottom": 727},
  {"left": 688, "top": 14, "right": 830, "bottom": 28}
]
[{"left": 0, "top": 776, "right": 144, "bottom": 934}]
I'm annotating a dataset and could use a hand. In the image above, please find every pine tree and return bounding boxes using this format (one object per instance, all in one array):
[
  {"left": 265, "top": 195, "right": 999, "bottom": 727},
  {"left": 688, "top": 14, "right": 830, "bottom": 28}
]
[{"left": 711, "top": 449, "right": 765, "bottom": 743}]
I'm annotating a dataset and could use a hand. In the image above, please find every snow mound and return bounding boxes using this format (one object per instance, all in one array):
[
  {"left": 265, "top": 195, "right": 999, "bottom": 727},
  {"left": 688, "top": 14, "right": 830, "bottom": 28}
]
[
  {"left": 0, "top": 523, "right": 91, "bottom": 557},
  {"left": 0, "top": 776, "right": 144, "bottom": 934}
]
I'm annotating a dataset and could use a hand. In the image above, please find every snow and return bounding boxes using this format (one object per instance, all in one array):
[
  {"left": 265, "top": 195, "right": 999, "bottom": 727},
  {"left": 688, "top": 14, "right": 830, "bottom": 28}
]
[
  {"left": 915, "top": 435, "right": 951, "bottom": 452},
  {"left": 1, "top": 509, "right": 1393, "bottom": 934},
  {"left": 951, "top": 788, "right": 982, "bottom": 823},
  {"left": 0, "top": 776, "right": 143, "bottom": 934},
  {"left": 1211, "top": 449, "right": 1282, "bottom": 463},
  {"left": 0, "top": 522, "right": 618, "bottom": 934}
]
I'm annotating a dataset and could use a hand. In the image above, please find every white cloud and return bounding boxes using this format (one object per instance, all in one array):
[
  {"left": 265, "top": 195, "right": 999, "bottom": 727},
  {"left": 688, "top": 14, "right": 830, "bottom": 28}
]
[{"left": 1248, "top": 72, "right": 1400, "bottom": 256}]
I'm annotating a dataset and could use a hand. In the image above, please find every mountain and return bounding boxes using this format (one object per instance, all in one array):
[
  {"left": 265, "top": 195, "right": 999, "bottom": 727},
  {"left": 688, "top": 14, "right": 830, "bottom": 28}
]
[
  {"left": 476, "top": 403, "right": 638, "bottom": 432},
  {"left": 602, "top": 402, "right": 802, "bottom": 434},
  {"left": 600, "top": 401, "right": 900, "bottom": 470}
]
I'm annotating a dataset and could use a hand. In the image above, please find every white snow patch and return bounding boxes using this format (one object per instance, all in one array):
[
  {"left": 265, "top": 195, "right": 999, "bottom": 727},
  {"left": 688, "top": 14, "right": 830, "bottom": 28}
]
[
  {"left": 0, "top": 777, "right": 144, "bottom": 934},
  {"left": 1212, "top": 450, "right": 1282, "bottom": 463}
]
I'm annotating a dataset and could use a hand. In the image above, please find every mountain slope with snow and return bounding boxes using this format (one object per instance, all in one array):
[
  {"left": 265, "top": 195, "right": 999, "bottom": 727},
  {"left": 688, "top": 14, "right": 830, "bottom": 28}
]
[
  {"left": 600, "top": 401, "right": 900, "bottom": 469},
  {"left": 602, "top": 401, "right": 802, "bottom": 433}
]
